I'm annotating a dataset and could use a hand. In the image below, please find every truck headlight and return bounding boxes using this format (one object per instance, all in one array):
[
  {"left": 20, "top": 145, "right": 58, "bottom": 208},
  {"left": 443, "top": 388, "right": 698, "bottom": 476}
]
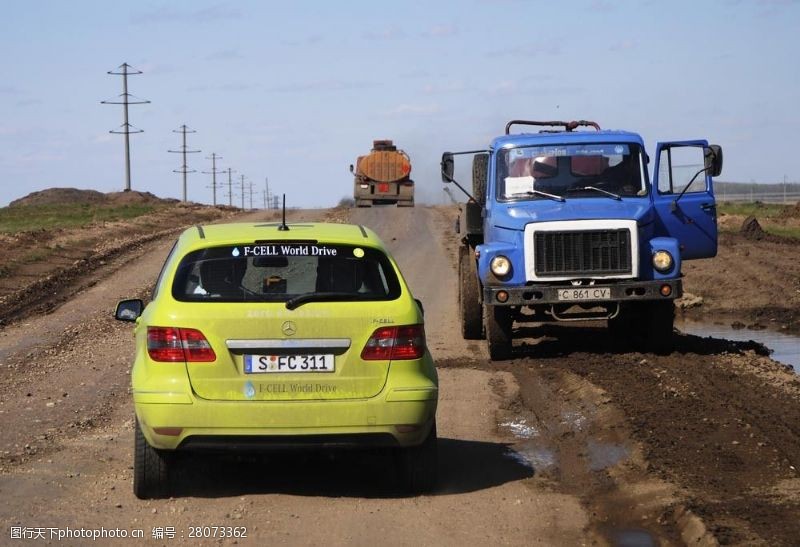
[
  {"left": 490, "top": 255, "right": 512, "bottom": 277},
  {"left": 652, "top": 250, "right": 673, "bottom": 272}
]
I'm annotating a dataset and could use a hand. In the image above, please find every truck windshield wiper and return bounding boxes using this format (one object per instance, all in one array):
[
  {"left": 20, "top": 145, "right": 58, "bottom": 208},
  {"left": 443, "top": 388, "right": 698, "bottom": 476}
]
[
  {"left": 566, "top": 186, "right": 621, "bottom": 200},
  {"left": 285, "top": 292, "right": 364, "bottom": 310},
  {"left": 522, "top": 190, "right": 566, "bottom": 202}
]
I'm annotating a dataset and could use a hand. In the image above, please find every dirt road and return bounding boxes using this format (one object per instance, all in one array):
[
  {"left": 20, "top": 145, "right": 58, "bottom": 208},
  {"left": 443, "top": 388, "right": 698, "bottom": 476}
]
[{"left": 1, "top": 205, "right": 799, "bottom": 545}]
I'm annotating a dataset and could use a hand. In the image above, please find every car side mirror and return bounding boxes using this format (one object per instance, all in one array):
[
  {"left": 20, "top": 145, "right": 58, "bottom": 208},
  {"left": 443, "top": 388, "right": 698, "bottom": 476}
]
[
  {"left": 441, "top": 152, "right": 454, "bottom": 183},
  {"left": 115, "top": 299, "right": 144, "bottom": 322},
  {"left": 349, "top": 164, "right": 354, "bottom": 174},
  {"left": 704, "top": 145, "right": 723, "bottom": 177}
]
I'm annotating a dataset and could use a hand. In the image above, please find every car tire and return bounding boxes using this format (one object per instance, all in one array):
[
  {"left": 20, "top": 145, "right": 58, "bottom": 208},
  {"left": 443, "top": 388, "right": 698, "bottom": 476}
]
[
  {"left": 398, "top": 422, "right": 438, "bottom": 494},
  {"left": 472, "top": 153, "right": 489, "bottom": 204},
  {"left": 133, "top": 417, "right": 172, "bottom": 499},
  {"left": 484, "top": 304, "right": 512, "bottom": 360},
  {"left": 459, "top": 247, "right": 484, "bottom": 340}
]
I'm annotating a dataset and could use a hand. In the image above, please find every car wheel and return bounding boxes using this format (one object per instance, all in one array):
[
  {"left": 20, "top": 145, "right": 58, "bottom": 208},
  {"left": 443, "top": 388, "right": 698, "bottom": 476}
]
[
  {"left": 398, "top": 422, "right": 438, "bottom": 494},
  {"left": 484, "top": 304, "right": 512, "bottom": 360},
  {"left": 459, "top": 247, "right": 484, "bottom": 340},
  {"left": 133, "top": 417, "right": 172, "bottom": 499}
]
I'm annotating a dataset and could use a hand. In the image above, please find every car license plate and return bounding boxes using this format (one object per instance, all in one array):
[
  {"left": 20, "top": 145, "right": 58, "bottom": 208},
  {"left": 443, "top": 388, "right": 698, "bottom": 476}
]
[
  {"left": 244, "top": 354, "right": 335, "bottom": 373},
  {"left": 557, "top": 287, "right": 611, "bottom": 301}
]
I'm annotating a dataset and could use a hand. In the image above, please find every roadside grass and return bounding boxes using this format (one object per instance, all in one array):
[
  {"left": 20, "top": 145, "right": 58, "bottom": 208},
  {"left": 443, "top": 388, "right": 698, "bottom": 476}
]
[
  {"left": 0, "top": 203, "right": 160, "bottom": 233},
  {"left": 717, "top": 202, "right": 788, "bottom": 219},
  {"left": 718, "top": 202, "right": 800, "bottom": 240}
]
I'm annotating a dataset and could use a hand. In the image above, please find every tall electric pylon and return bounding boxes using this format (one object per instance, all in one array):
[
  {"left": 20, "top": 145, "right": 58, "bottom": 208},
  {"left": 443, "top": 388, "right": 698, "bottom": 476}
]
[
  {"left": 240, "top": 174, "right": 247, "bottom": 210},
  {"left": 202, "top": 153, "right": 223, "bottom": 206},
  {"left": 225, "top": 167, "right": 236, "bottom": 207},
  {"left": 101, "top": 63, "right": 150, "bottom": 191},
  {"left": 168, "top": 125, "right": 201, "bottom": 202}
]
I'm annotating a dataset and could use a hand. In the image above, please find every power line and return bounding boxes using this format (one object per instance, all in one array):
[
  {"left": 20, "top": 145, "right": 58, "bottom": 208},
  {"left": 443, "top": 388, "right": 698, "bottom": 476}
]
[
  {"left": 168, "top": 125, "right": 201, "bottom": 202},
  {"left": 202, "top": 153, "right": 223, "bottom": 206},
  {"left": 101, "top": 63, "right": 150, "bottom": 192}
]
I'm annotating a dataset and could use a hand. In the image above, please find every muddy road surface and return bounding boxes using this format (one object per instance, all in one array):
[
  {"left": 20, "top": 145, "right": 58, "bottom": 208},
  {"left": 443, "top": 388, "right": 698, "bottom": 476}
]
[{"left": 1, "top": 205, "right": 799, "bottom": 545}]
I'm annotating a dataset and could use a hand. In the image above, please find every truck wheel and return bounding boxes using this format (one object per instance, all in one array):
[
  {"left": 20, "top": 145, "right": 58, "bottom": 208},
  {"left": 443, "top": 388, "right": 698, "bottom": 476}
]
[
  {"left": 397, "top": 421, "right": 438, "bottom": 494},
  {"left": 484, "top": 304, "right": 512, "bottom": 360},
  {"left": 459, "top": 247, "right": 483, "bottom": 340},
  {"left": 472, "top": 153, "right": 489, "bottom": 204},
  {"left": 641, "top": 301, "right": 675, "bottom": 354},
  {"left": 133, "top": 417, "right": 172, "bottom": 499}
]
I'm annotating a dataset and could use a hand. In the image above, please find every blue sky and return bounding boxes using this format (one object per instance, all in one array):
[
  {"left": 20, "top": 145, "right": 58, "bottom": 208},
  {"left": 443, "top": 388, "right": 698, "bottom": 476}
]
[{"left": 0, "top": 0, "right": 797, "bottom": 207}]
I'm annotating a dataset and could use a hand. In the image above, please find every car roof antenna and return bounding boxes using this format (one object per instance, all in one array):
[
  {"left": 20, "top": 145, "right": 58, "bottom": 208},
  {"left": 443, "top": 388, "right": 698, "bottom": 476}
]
[{"left": 278, "top": 194, "right": 289, "bottom": 231}]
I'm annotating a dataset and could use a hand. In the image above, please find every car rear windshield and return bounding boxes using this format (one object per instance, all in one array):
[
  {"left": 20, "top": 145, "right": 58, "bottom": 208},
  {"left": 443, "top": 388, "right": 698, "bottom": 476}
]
[{"left": 172, "top": 242, "right": 401, "bottom": 303}]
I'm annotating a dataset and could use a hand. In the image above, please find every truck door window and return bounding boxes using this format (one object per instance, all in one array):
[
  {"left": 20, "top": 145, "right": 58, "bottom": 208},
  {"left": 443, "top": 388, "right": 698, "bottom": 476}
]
[{"left": 658, "top": 146, "right": 707, "bottom": 194}]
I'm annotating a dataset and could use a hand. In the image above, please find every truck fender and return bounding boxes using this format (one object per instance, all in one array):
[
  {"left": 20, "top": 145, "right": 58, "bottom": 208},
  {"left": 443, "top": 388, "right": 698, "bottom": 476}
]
[
  {"left": 647, "top": 237, "right": 682, "bottom": 279},
  {"left": 476, "top": 242, "right": 518, "bottom": 283}
]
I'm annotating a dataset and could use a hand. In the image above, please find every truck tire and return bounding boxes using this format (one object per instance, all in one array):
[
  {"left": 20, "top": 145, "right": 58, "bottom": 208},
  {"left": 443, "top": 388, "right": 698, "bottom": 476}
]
[
  {"left": 133, "top": 417, "right": 172, "bottom": 499},
  {"left": 641, "top": 300, "right": 675, "bottom": 354},
  {"left": 459, "top": 247, "right": 484, "bottom": 340},
  {"left": 484, "top": 304, "right": 512, "bottom": 360},
  {"left": 472, "top": 153, "right": 489, "bottom": 204}
]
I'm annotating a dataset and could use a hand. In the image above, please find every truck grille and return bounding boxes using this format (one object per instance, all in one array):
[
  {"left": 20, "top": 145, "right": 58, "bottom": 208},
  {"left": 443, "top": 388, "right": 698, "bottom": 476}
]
[{"left": 534, "top": 229, "right": 632, "bottom": 277}]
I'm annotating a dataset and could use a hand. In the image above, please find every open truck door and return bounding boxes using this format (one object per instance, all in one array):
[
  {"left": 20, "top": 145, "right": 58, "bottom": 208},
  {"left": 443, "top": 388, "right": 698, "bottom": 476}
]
[{"left": 653, "top": 140, "right": 722, "bottom": 259}]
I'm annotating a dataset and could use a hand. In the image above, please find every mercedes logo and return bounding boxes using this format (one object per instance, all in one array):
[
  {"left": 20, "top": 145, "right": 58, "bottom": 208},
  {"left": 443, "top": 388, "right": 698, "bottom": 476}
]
[{"left": 281, "top": 321, "right": 297, "bottom": 336}]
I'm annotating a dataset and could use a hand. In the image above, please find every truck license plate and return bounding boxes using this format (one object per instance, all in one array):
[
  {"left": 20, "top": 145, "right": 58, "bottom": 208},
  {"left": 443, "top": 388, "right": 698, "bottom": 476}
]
[{"left": 557, "top": 287, "right": 611, "bottom": 301}]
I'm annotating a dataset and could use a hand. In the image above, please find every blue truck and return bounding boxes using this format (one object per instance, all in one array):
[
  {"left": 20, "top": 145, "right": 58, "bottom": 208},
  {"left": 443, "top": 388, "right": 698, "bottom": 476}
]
[{"left": 441, "top": 120, "right": 723, "bottom": 360}]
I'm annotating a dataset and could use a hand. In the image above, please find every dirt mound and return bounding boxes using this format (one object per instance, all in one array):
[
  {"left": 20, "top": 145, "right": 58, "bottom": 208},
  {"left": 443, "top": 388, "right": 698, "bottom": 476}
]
[
  {"left": 106, "top": 190, "right": 173, "bottom": 205},
  {"left": 779, "top": 201, "right": 800, "bottom": 219},
  {"left": 9, "top": 188, "right": 107, "bottom": 207},
  {"left": 740, "top": 215, "right": 766, "bottom": 240}
]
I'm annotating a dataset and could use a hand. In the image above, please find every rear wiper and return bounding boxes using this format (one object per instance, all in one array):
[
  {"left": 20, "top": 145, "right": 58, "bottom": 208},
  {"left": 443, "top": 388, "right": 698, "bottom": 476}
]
[
  {"left": 285, "top": 292, "right": 363, "bottom": 310},
  {"left": 522, "top": 190, "right": 565, "bottom": 202},
  {"left": 566, "top": 186, "right": 621, "bottom": 200}
]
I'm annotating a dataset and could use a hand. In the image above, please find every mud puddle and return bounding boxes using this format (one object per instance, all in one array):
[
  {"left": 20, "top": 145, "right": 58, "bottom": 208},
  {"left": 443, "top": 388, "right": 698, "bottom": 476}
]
[{"left": 676, "top": 318, "right": 800, "bottom": 371}]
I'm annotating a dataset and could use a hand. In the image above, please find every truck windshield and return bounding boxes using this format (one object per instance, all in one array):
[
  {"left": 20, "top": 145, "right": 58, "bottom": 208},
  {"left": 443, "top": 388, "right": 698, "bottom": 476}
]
[{"left": 497, "top": 143, "right": 646, "bottom": 201}]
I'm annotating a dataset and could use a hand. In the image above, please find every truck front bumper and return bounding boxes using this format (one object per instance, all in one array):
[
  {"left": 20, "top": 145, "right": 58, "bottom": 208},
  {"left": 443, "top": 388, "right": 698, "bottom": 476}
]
[{"left": 483, "top": 278, "right": 682, "bottom": 307}]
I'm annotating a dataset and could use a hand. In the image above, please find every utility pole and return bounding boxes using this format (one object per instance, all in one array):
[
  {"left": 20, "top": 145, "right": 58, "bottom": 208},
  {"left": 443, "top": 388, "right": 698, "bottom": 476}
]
[
  {"left": 202, "top": 153, "right": 223, "bottom": 206},
  {"left": 263, "top": 189, "right": 267, "bottom": 210},
  {"left": 224, "top": 167, "right": 236, "bottom": 207},
  {"left": 248, "top": 181, "right": 254, "bottom": 210},
  {"left": 240, "top": 175, "right": 247, "bottom": 210},
  {"left": 168, "top": 125, "right": 201, "bottom": 203},
  {"left": 101, "top": 63, "right": 150, "bottom": 191},
  {"left": 265, "top": 177, "right": 271, "bottom": 210}
]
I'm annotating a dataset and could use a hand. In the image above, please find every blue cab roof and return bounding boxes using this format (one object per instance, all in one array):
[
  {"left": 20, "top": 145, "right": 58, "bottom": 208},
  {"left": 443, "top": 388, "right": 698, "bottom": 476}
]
[{"left": 491, "top": 129, "right": 644, "bottom": 150}]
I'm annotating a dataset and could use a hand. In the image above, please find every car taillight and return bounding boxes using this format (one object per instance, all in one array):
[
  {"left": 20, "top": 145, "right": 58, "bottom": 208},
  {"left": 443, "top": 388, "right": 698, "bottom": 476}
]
[
  {"left": 361, "top": 325, "right": 426, "bottom": 361},
  {"left": 147, "top": 327, "right": 216, "bottom": 363}
]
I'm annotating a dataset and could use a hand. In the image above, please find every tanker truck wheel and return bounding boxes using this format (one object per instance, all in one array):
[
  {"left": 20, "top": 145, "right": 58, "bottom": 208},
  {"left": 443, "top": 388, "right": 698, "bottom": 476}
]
[
  {"left": 484, "top": 304, "right": 512, "bottom": 360},
  {"left": 459, "top": 247, "right": 484, "bottom": 340}
]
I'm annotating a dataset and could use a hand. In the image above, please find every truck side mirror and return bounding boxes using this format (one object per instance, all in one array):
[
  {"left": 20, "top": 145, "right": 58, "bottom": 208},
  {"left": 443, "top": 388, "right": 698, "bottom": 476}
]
[
  {"left": 115, "top": 299, "right": 144, "bottom": 322},
  {"left": 349, "top": 164, "right": 354, "bottom": 174},
  {"left": 441, "top": 152, "right": 454, "bottom": 183},
  {"left": 704, "top": 145, "right": 723, "bottom": 177}
]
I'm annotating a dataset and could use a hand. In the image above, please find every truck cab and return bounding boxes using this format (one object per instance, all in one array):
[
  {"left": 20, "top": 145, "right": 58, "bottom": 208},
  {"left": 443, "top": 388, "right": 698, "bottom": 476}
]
[{"left": 442, "top": 120, "right": 723, "bottom": 360}]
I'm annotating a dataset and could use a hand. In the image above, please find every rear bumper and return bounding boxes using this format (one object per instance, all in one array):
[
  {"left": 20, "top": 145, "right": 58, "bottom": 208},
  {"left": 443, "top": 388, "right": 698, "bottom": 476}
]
[
  {"left": 135, "top": 386, "right": 437, "bottom": 451},
  {"left": 483, "top": 278, "right": 682, "bottom": 306}
]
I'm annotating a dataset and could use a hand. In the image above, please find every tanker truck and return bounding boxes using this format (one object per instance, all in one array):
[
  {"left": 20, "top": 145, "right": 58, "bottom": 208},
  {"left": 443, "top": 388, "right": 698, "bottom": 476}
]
[{"left": 350, "top": 140, "right": 414, "bottom": 207}]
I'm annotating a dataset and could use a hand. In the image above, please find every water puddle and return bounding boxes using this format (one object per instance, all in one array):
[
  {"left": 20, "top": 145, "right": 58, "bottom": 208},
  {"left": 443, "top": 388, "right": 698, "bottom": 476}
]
[
  {"left": 587, "top": 440, "right": 629, "bottom": 471},
  {"left": 676, "top": 318, "right": 800, "bottom": 372},
  {"left": 505, "top": 441, "right": 557, "bottom": 471},
  {"left": 611, "top": 528, "right": 656, "bottom": 547}
]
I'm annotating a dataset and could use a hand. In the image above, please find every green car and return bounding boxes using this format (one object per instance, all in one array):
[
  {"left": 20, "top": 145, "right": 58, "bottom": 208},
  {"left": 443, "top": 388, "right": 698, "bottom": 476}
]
[{"left": 115, "top": 222, "right": 438, "bottom": 498}]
